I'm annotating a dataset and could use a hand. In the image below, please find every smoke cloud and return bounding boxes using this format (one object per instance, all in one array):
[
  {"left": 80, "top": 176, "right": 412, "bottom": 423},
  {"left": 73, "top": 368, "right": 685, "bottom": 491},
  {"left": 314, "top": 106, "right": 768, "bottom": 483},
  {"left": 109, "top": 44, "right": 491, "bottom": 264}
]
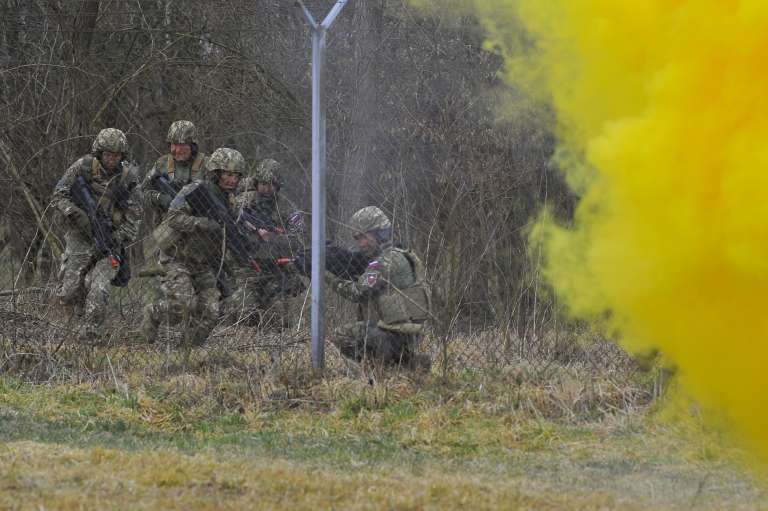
[{"left": 438, "top": 1, "right": 768, "bottom": 460}]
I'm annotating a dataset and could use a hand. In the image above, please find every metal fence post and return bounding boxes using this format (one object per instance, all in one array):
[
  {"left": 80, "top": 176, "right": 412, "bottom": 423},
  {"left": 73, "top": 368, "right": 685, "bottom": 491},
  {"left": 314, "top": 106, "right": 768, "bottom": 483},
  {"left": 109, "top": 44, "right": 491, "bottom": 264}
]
[{"left": 296, "top": 0, "right": 349, "bottom": 370}]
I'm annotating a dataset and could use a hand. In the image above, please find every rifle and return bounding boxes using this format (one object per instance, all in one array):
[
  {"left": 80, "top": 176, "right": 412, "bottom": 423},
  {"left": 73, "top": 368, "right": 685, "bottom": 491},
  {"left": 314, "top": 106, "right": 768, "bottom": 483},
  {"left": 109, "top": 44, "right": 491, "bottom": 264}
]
[
  {"left": 151, "top": 174, "right": 183, "bottom": 212},
  {"left": 183, "top": 184, "right": 261, "bottom": 271},
  {"left": 69, "top": 175, "right": 131, "bottom": 287},
  {"left": 277, "top": 246, "right": 369, "bottom": 281},
  {"left": 239, "top": 206, "right": 283, "bottom": 234}
]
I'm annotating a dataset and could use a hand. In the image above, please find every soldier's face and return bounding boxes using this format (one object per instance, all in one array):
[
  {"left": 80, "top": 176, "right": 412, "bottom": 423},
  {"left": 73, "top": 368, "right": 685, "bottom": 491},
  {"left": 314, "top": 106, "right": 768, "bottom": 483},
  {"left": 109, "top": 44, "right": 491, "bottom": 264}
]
[
  {"left": 170, "top": 143, "right": 192, "bottom": 162},
  {"left": 257, "top": 182, "right": 274, "bottom": 194},
  {"left": 218, "top": 170, "right": 241, "bottom": 192},
  {"left": 355, "top": 232, "right": 378, "bottom": 256},
  {"left": 100, "top": 151, "right": 122, "bottom": 171}
]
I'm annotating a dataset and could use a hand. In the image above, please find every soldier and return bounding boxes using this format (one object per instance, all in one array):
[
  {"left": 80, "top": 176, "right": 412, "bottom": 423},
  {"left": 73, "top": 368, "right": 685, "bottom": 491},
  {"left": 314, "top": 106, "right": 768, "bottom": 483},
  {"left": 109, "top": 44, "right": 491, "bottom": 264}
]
[
  {"left": 140, "top": 148, "right": 245, "bottom": 345},
  {"left": 138, "top": 121, "right": 208, "bottom": 325},
  {"left": 234, "top": 159, "right": 300, "bottom": 237},
  {"left": 52, "top": 128, "right": 142, "bottom": 339},
  {"left": 222, "top": 158, "right": 305, "bottom": 325},
  {"left": 327, "top": 206, "right": 431, "bottom": 369},
  {"left": 140, "top": 120, "right": 207, "bottom": 218}
]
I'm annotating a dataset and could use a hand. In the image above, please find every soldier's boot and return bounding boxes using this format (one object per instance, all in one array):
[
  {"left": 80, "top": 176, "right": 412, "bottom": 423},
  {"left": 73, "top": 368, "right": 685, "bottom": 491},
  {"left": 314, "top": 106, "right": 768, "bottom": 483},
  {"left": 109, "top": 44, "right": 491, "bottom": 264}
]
[
  {"left": 78, "top": 321, "right": 104, "bottom": 344},
  {"left": 183, "top": 319, "right": 212, "bottom": 347},
  {"left": 244, "top": 308, "right": 263, "bottom": 328},
  {"left": 184, "top": 328, "right": 208, "bottom": 347},
  {"left": 139, "top": 305, "right": 158, "bottom": 344},
  {"left": 56, "top": 297, "right": 84, "bottom": 322},
  {"left": 407, "top": 353, "right": 432, "bottom": 373}
]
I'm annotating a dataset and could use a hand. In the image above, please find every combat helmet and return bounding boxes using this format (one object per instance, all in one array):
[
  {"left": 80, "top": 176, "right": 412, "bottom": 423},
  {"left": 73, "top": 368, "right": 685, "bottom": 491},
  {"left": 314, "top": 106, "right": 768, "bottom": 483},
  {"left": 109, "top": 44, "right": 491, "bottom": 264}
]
[
  {"left": 206, "top": 147, "right": 245, "bottom": 174},
  {"left": 91, "top": 128, "right": 128, "bottom": 154},
  {"left": 166, "top": 120, "right": 197, "bottom": 145},
  {"left": 349, "top": 206, "right": 392, "bottom": 235},
  {"left": 254, "top": 159, "right": 281, "bottom": 184},
  {"left": 243, "top": 158, "right": 283, "bottom": 192}
]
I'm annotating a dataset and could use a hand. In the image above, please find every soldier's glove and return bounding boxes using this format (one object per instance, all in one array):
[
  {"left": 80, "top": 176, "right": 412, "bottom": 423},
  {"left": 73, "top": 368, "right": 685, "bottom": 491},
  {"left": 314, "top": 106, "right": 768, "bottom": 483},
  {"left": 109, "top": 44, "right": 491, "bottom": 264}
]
[
  {"left": 67, "top": 207, "right": 91, "bottom": 234},
  {"left": 195, "top": 217, "right": 221, "bottom": 233},
  {"left": 158, "top": 193, "right": 173, "bottom": 210}
]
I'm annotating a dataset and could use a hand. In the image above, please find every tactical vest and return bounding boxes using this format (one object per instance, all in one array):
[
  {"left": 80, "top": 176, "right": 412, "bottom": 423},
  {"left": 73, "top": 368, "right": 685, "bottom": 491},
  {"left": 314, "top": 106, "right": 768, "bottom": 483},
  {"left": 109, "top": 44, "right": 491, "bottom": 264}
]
[
  {"left": 79, "top": 155, "right": 131, "bottom": 218},
  {"left": 166, "top": 152, "right": 206, "bottom": 180},
  {"left": 376, "top": 248, "right": 431, "bottom": 331}
]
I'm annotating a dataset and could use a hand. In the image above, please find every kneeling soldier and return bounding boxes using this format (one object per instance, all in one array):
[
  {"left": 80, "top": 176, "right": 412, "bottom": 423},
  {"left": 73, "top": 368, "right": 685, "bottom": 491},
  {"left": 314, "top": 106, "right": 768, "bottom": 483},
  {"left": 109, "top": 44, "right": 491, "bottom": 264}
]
[
  {"left": 222, "top": 158, "right": 305, "bottom": 325},
  {"left": 327, "top": 206, "right": 431, "bottom": 369}
]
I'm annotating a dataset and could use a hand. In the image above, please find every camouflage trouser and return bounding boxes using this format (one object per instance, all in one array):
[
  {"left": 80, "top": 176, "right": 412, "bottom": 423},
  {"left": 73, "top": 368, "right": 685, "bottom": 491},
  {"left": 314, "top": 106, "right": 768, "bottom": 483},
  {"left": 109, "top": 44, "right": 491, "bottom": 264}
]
[
  {"left": 142, "top": 259, "right": 220, "bottom": 345},
  {"left": 332, "top": 320, "right": 417, "bottom": 366},
  {"left": 221, "top": 268, "right": 278, "bottom": 324},
  {"left": 221, "top": 267, "right": 305, "bottom": 326},
  {"left": 57, "top": 230, "right": 118, "bottom": 333}
]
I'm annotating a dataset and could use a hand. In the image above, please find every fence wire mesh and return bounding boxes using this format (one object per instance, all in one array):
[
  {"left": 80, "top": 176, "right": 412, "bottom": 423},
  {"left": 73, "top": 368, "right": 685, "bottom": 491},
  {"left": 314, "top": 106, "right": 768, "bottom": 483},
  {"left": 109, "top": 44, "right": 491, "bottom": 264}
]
[{"left": 0, "top": 182, "right": 636, "bottom": 389}]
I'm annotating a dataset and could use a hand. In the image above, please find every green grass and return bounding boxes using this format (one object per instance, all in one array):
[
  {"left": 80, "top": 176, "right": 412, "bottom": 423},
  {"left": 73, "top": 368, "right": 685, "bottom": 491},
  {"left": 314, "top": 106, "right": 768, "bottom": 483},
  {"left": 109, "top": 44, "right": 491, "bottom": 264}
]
[
  {"left": 0, "top": 318, "right": 763, "bottom": 509},
  {"left": 0, "top": 362, "right": 765, "bottom": 510}
]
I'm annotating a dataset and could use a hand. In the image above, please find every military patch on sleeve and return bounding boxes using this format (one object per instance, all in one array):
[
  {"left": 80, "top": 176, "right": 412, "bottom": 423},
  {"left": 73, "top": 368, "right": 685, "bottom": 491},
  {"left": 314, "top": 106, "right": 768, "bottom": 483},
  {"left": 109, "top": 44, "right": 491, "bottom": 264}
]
[
  {"left": 365, "top": 272, "right": 379, "bottom": 287},
  {"left": 288, "top": 212, "right": 305, "bottom": 232}
]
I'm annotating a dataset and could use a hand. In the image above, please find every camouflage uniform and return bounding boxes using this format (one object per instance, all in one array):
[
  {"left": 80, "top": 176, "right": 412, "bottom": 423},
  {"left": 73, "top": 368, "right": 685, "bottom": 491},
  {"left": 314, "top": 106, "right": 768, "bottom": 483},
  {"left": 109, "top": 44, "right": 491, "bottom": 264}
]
[
  {"left": 52, "top": 128, "right": 142, "bottom": 338},
  {"left": 234, "top": 159, "right": 301, "bottom": 228},
  {"left": 139, "top": 121, "right": 209, "bottom": 342},
  {"left": 141, "top": 148, "right": 244, "bottom": 345},
  {"left": 327, "top": 207, "right": 431, "bottom": 367},
  {"left": 140, "top": 120, "right": 207, "bottom": 219},
  {"left": 222, "top": 159, "right": 305, "bottom": 324}
]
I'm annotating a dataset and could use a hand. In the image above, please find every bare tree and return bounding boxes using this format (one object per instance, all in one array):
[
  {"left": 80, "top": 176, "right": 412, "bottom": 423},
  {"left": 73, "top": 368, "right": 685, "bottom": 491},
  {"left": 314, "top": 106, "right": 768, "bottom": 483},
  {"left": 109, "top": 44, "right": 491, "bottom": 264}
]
[{"left": 0, "top": 0, "right": 571, "bottom": 349}]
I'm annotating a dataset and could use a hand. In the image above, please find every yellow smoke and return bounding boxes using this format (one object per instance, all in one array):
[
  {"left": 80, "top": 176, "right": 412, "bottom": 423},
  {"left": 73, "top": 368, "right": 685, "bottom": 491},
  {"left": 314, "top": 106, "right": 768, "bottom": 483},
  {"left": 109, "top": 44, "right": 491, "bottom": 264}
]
[{"left": 455, "top": 1, "right": 768, "bottom": 460}]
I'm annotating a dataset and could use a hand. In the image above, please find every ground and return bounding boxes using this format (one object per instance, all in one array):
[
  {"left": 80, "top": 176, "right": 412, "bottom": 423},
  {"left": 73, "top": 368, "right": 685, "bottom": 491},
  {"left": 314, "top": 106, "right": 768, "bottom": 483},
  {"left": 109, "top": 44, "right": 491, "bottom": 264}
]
[{"left": 0, "top": 326, "right": 765, "bottom": 510}]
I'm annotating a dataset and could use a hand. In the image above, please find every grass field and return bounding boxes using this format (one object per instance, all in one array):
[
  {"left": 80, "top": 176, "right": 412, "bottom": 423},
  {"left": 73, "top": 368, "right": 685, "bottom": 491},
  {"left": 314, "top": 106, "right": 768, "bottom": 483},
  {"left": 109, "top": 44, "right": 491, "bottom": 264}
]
[{"left": 0, "top": 322, "right": 766, "bottom": 511}]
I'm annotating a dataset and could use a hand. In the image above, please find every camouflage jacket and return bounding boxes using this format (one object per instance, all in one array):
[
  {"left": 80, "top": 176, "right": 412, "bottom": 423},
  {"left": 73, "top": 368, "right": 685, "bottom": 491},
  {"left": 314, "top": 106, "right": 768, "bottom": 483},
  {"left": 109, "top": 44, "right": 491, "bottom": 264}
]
[
  {"left": 327, "top": 244, "right": 431, "bottom": 334},
  {"left": 156, "top": 180, "right": 232, "bottom": 267},
  {"left": 234, "top": 192, "right": 304, "bottom": 262},
  {"left": 235, "top": 191, "right": 300, "bottom": 229},
  {"left": 140, "top": 152, "right": 207, "bottom": 210},
  {"left": 52, "top": 154, "right": 142, "bottom": 245}
]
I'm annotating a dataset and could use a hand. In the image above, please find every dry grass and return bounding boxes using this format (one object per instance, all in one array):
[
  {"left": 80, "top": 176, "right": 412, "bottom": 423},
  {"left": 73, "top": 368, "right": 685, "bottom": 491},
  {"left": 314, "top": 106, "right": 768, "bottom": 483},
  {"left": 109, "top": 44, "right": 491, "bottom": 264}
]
[{"left": 0, "top": 299, "right": 766, "bottom": 510}]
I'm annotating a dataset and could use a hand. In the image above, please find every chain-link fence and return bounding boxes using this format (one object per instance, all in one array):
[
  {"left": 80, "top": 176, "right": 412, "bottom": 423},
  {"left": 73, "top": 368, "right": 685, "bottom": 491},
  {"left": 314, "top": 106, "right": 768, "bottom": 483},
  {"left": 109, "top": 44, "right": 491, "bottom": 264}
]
[{"left": 0, "top": 168, "right": 635, "bottom": 388}]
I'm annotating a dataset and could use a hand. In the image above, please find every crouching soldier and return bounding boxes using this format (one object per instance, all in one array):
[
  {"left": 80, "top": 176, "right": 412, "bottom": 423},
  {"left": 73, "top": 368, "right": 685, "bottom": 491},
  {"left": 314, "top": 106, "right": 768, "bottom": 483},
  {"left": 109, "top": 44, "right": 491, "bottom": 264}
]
[
  {"left": 52, "top": 128, "right": 141, "bottom": 339},
  {"left": 140, "top": 148, "right": 246, "bottom": 345},
  {"left": 326, "top": 206, "right": 431, "bottom": 369},
  {"left": 222, "top": 158, "right": 305, "bottom": 325}
]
